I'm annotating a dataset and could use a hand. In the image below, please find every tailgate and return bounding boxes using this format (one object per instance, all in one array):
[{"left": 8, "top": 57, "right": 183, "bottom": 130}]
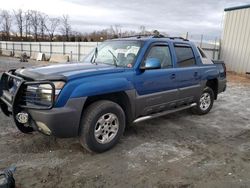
[{"left": 212, "top": 60, "right": 227, "bottom": 93}]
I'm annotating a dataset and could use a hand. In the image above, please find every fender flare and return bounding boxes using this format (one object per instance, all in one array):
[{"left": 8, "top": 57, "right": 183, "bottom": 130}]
[{"left": 70, "top": 78, "right": 134, "bottom": 98}]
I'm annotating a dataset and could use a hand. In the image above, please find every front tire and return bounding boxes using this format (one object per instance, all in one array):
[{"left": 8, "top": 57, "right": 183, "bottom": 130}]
[
  {"left": 192, "top": 87, "right": 214, "bottom": 115},
  {"left": 79, "top": 100, "right": 125, "bottom": 153}
]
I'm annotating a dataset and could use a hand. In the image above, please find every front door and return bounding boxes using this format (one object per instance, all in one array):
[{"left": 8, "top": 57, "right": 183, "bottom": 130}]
[{"left": 134, "top": 43, "right": 179, "bottom": 116}]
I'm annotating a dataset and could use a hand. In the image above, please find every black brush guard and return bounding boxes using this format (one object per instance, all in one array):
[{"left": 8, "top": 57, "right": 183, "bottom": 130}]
[{"left": 0, "top": 70, "right": 56, "bottom": 133}]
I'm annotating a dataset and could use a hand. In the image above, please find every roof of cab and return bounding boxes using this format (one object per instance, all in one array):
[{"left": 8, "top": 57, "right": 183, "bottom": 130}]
[{"left": 110, "top": 35, "right": 191, "bottom": 44}]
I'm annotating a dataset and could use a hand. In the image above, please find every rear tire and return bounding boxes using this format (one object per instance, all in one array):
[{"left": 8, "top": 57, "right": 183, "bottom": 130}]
[
  {"left": 192, "top": 87, "right": 214, "bottom": 115},
  {"left": 79, "top": 100, "right": 125, "bottom": 153}
]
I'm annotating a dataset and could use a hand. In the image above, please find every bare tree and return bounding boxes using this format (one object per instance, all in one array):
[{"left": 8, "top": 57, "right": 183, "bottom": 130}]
[
  {"left": 13, "top": 9, "right": 24, "bottom": 39},
  {"left": 30, "top": 10, "right": 41, "bottom": 41},
  {"left": 139, "top": 25, "right": 146, "bottom": 35},
  {"left": 0, "top": 10, "right": 12, "bottom": 41},
  {"left": 24, "top": 10, "right": 32, "bottom": 40},
  {"left": 114, "top": 24, "right": 122, "bottom": 37},
  {"left": 60, "top": 15, "right": 71, "bottom": 41},
  {"left": 108, "top": 25, "right": 122, "bottom": 38},
  {"left": 39, "top": 13, "right": 48, "bottom": 40},
  {"left": 45, "top": 17, "right": 60, "bottom": 41},
  {"left": 109, "top": 25, "right": 115, "bottom": 37}
]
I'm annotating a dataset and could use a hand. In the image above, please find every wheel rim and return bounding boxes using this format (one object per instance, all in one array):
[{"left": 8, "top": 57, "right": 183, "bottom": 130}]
[
  {"left": 94, "top": 113, "right": 119, "bottom": 144},
  {"left": 199, "top": 92, "right": 211, "bottom": 111}
]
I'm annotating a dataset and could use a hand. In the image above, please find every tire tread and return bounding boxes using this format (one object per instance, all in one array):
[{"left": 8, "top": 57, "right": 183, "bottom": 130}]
[
  {"left": 79, "top": 100, "right": 125, "bottom": 153},
  {"left": 192, "top": 86, "right": 214, "bottom": 115}
]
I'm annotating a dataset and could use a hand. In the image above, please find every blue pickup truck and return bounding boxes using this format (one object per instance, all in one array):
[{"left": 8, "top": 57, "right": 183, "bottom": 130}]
[{"left": 0, "top": 36, "right": 226, "bottom": 152}]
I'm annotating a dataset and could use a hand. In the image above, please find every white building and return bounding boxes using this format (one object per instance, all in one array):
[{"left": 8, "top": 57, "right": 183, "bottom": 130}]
[{"left": 221, "top": 4, "right": 250, "bottom": 74}]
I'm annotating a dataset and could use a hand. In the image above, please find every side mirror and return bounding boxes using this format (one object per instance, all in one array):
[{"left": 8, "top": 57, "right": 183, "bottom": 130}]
[{"left": 141, "top": 58, "right": 161, "bottom": 70}]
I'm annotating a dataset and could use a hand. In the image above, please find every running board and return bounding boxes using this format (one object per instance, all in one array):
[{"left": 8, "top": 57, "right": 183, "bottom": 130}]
[{"left": 133, "top": 103, "right": 197, "bottom": 123}]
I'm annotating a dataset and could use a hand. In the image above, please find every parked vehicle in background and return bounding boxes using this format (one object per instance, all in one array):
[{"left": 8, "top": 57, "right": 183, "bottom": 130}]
[{"left": 0, "top": 35, "right": 227, "bottom": 153}]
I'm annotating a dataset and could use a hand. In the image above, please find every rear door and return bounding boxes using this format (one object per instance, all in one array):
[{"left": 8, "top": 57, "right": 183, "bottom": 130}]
[
  {"left": 173, "top": 43, "right": 202, "bottom": 104},
  {"left": 134, "top": 43, "right": 179, "bottom": 116}
]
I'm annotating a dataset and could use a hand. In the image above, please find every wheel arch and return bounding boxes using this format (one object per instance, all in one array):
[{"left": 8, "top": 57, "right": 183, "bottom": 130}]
[{"left": 80, "top": 90, "right": 135, "bottom": 133}]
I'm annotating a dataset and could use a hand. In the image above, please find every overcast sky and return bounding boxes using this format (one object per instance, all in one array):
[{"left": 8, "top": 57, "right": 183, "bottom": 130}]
[{"left": 2, "top": 0, "right": 250, "bottom": 38}]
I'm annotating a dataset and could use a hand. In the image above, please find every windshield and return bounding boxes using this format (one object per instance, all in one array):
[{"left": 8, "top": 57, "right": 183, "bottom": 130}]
[{"left": 82, "top": 40, "right": 142, "bottom": 68}]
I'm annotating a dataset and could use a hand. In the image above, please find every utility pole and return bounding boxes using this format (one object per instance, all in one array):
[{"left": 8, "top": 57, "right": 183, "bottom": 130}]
[
  {"left": 213, "top": 37, "right": 217, "bottom": 59},
  {"left": 200, "top": 34, "right": 203, "bottom": 48}
]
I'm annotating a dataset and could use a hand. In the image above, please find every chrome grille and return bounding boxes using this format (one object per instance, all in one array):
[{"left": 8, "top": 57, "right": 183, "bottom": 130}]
[{"left": 19, "top": 82, "right": 55, "bottom": 109}]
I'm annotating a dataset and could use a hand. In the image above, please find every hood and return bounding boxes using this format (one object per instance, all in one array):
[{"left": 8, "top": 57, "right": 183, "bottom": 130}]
[{"left": 15, "top": 62, "right": 125, "bottom": 81}]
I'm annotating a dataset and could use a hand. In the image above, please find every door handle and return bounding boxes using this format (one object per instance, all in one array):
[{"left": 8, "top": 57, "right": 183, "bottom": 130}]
[{"left": 170, "top": 74, "right": 176, "bottom": 79}]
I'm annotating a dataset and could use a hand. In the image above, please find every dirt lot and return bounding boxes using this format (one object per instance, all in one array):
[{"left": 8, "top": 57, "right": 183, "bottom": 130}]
[{"left": 0, "top": 56, "right": 250, "bottom": 188}]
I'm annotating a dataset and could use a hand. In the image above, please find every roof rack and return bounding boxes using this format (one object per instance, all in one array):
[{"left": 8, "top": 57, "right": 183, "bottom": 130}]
[
  {"left": 120, "top": 34, "right": 152, "bottom": 39},
  {"left": 166, "top": 37, "right": 189, "bottom": 41},
  {"left": 120, "top": 34, "right": 189, "bottom": 41},
  {"left": 152, "top": 35, "right": 189, "bottom": 41}
]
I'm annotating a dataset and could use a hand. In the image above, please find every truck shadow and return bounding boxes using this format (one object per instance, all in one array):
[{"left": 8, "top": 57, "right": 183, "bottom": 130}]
[{"left": 2, "top": 104, "right": 246, "bottom": 156}]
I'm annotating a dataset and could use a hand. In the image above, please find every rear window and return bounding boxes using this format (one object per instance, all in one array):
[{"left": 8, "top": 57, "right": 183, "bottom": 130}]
[
  {"left": 197, "top": 47, "right": 213, "bottom": 64},
  {"left": 174, "top": 45, "right": 196, "bottom": 67},
  {"left": 197, "top": 47, "right": 207, "bottom": 58}
]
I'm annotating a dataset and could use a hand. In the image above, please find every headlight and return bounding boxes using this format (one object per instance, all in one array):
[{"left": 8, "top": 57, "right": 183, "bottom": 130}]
[
  {"left": 39, "top": 81, "right": 65, "bottom": 98},
  {"left": 39, "top": 81, "right": 65, "bottom": 101},
  {"left": 25, "top": 81, "right": 65, "bottom": 107}
]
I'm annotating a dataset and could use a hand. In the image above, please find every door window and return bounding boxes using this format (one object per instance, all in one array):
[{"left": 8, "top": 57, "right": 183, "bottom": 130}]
[
  {"left": 143, "top": 45, "right": 172, "bottom": 69},
  {"left": 174, "top": 45, "right": 196, "bottom": 67}
]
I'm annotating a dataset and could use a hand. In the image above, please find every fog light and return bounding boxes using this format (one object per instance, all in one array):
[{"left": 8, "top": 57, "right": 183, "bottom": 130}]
[
  {"left": 36, "top": 121, "right": 51, "bottom": 135},
  {"left": 16, "top": 112, "right": 29, "bottom": 124}
]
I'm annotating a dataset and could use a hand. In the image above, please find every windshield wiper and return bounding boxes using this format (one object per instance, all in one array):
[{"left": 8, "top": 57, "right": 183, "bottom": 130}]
[
  {"left": 108, "top": 50, "right": 118, "bottom": 67},
  {"left": 91, "top": 47, "right": 98, "bottom": 65}
]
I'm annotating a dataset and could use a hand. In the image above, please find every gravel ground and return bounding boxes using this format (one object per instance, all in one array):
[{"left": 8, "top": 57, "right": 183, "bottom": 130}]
[
  {"left": 0, "top": 56, "right": 250, "bottom": 188},
  {"left": 0, "top": 56, "right": 51, "bottom": 72}
]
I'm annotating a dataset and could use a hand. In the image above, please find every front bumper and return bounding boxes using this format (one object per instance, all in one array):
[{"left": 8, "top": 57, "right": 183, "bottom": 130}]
[
  {"left": 1, "top": 97, "right": 86, "bottom": 138},
  {"left": 27, "top": 97, "right": 86, "bottom": 137},
  {"left": 0, "top": 70, "right": 86, "bottom": 138}
]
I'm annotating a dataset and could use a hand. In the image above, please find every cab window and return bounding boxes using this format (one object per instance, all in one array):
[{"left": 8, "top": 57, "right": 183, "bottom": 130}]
[{"left": 143, "top": 45, "right": 172, "bottom": 69}]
